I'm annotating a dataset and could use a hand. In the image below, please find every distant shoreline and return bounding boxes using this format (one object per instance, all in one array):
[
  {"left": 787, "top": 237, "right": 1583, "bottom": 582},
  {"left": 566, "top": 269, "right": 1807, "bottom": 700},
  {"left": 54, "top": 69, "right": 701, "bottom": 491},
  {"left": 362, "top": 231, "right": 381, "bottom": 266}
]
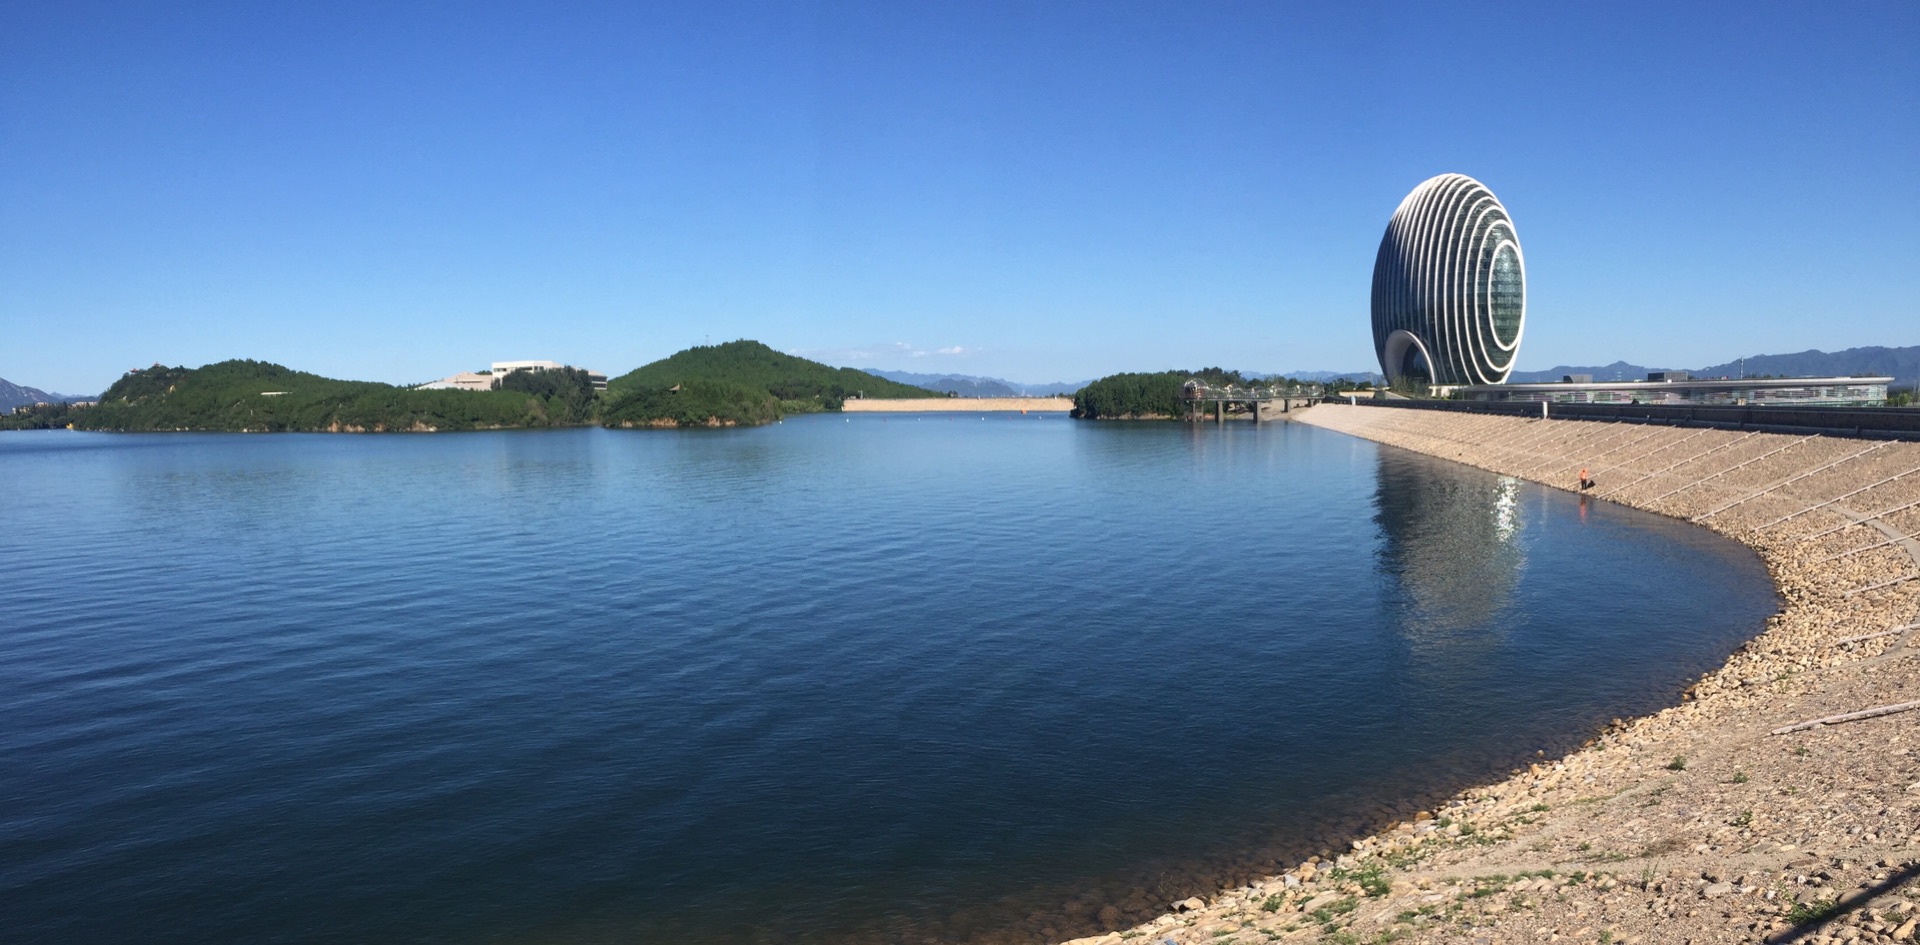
[{"left": 842, "top": 397, "right": 1074, "bottom": 413}]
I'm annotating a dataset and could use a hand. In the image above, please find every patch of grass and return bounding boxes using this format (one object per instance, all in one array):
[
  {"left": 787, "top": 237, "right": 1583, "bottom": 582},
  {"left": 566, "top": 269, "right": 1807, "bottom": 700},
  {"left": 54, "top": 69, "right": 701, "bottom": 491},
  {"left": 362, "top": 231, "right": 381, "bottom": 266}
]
[
  {"left": 1599, "top": 931, "right": 1614, "bottom": 944},
  {"left": 1794, "top": 746, "right": 1811, "bottom": 757},
  {"left": 1325, "top": 928, "right": 1404, "bottom": 945},
  {"left": 1350, "top": 863, "right": 1391, "bottom": 898},
  {"left": 1311, "top": 896, "right": 1360, "bottom": 927},
  {"left": 1261, "top": 894, "right": 1284, "bottom": 912},
  {"left": 1732, "top": 810, "right": 1754, "bottom": 827},
  {"left": 1666, "top": 755, "right": 1687, "bottom": 771},
  {"left": 1732, "top": 771, "right": 1749, "bottom": 784},
  {"left": 1381, "top": 844, "right": 1435, "bottom": 869},
  {"left": 1529, "top": 803, "right": 1551, "bottom": 813},
  {"left": 1466, "top": 874, "right": 1512, "bottom": 898},
  {"left": 1642, "top": 836, "right": 1690, "bottom": 857},
  {"left": 1787, "top": 897, "right": 1840, "bottom": 925},
  {"left": 1577, "top": 842, "right": 1592, "bottom": 852}
]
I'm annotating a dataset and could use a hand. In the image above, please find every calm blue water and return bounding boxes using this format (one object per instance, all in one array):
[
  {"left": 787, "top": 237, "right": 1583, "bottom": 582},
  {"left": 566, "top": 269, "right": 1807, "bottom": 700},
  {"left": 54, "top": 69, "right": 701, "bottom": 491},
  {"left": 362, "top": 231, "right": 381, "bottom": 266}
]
[{"left": 0, "top": 416, "right": 1775, "bottom": 945}]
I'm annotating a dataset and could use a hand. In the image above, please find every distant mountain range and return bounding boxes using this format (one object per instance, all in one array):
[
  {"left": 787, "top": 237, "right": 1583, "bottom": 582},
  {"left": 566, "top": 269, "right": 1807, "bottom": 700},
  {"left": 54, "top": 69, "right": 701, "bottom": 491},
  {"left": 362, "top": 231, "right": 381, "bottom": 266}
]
[
  {"left": 1272, "top": 370, "right": 1386, "bottom": 384},
  {"left": 0, "top": 377, "right": 92, "bottom": 411},
  {"left": 1507, "top": 345, "right": 1920, "bottom": 385},
  {"left": 870, "top": 345, "right": 1917, "bottom": 396},
  {"left": 866, "top": 368, "right": 1389, "bottom": 393},
  {"left": 862, "top": 369, "right": 1090, "bottom": 397}
]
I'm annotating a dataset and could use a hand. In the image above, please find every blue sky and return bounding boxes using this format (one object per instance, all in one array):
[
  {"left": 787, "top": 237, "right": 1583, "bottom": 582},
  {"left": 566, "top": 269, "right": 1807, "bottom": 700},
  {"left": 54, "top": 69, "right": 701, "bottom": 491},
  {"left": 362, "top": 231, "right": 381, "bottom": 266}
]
[{"left": 3, "top": 1, "right": 1915, "bottom": 393}]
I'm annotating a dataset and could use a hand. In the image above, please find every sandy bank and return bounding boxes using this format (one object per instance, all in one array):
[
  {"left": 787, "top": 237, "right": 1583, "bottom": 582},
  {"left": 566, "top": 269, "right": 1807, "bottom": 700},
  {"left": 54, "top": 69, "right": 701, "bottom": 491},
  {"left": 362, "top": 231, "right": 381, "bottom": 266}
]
[
  {"left": 843, "top": 397, "right": 1075, "bottom": 413},
  {"left": 1061, "top": 404, "right": 1920, "bottom": 945}
]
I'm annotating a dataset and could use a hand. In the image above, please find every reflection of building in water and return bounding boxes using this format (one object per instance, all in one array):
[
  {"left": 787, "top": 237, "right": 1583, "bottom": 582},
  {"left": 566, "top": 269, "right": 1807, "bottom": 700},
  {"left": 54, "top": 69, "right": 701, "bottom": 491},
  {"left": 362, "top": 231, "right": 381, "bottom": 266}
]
[{"left": 1373, "top": 449, "right": 1526, "bottom": 633}]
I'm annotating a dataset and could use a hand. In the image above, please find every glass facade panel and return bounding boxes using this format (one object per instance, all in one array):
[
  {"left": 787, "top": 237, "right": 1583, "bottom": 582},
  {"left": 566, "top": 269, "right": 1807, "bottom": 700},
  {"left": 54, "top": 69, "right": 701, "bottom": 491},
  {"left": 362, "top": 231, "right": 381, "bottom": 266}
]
[{"left": 1490, "top": 241, "right": 1523, "bottom": 346}]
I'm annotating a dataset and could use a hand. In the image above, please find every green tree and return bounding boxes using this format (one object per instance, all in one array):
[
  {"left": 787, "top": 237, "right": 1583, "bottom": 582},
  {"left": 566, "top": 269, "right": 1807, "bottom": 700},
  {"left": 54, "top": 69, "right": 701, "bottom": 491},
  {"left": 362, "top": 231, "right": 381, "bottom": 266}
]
[
  {"left": 1071, "top": 372, "right": 1187, "bottom": 419},
  {"left": 606, "top": 340, "right": 933, "bottom": 413},
  {"left": 72, "top": 359, "right": 600, "bottom": 432},
  {"left": 600, "top": 380, "right": 781, "bottom": 427}
]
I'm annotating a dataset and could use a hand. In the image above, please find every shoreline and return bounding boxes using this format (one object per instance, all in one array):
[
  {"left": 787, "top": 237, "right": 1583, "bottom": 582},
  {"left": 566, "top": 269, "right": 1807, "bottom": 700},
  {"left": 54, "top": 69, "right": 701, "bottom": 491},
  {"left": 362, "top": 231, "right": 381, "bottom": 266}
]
[
  {"left": 1060, "top": 403, "right": 1920, "bottom": 945},
  {"left": 841, "top": 397, "right": 1075, "bottom": 413}
]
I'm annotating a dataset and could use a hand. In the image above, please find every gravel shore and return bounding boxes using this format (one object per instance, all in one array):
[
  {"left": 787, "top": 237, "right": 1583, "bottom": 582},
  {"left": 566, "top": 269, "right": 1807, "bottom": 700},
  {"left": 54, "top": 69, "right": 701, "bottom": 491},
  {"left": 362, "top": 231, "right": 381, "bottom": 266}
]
[{"left": 1059, "top": 404, "right": 1920, "bottom": 945}]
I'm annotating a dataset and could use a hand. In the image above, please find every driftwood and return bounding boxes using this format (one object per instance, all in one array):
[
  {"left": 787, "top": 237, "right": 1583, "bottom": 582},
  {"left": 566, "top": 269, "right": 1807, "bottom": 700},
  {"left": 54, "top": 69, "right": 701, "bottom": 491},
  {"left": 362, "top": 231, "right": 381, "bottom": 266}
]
[{"left": 1770, "top": 699, "right": 1920, "bottom": 735}]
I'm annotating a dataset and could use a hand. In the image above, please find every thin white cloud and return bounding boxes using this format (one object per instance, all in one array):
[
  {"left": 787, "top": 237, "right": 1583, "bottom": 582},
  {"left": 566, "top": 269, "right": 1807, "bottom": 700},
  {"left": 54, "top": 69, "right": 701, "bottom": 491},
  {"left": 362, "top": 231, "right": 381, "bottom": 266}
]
[{"left": 789, "top": 342, "right": 978, "bottom": 364}]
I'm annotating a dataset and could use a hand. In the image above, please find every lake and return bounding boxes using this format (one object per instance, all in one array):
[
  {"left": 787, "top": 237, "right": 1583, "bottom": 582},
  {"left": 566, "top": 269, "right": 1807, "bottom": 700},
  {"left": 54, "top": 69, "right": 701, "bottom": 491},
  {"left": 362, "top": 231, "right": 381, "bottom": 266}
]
[{"left": 0, "top": 415, "right": 1777, "bottom": 944}]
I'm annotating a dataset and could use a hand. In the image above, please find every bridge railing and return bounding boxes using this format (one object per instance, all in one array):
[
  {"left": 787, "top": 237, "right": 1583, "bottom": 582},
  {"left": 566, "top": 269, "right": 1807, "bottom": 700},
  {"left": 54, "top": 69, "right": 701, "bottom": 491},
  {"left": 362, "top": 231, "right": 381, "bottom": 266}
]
[{"left": 1182, "top": 382, "right": 1323, "bottom": 401}]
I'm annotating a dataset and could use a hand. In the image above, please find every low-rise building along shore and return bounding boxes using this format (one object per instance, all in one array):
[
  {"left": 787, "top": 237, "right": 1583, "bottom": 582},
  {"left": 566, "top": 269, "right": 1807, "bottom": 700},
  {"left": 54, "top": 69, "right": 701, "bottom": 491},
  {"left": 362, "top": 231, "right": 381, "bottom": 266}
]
[
  {"left": 1447, "top": 373, "right": 1893, "bottom": 407},
  {"left": 1060, "top": 403, "right": 1920, "bottom": 945},
  {"left": 416, "top": 360, "right": 608, "bottom": 392}
]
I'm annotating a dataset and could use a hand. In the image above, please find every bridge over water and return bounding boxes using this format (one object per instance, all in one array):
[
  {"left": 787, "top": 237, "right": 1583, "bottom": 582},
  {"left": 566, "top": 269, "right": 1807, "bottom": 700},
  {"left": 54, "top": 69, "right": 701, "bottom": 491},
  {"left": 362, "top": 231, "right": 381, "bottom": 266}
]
[{"left": 1181, "top": 381, "right": 1320, "bottom": 423}]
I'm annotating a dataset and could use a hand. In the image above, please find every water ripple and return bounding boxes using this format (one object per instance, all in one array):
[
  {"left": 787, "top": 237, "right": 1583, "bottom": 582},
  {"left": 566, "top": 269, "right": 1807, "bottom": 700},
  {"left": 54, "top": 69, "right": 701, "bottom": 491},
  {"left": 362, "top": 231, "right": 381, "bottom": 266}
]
[{"left": 0, "top": 422, "right": 1775, "bottom": 945}]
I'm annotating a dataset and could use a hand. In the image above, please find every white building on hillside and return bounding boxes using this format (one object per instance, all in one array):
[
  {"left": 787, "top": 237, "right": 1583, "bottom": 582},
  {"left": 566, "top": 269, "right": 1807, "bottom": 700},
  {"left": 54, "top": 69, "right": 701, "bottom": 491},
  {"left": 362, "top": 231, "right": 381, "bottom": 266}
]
[{"left": 417, "top": 360, "right": 608, "bottom": 392}]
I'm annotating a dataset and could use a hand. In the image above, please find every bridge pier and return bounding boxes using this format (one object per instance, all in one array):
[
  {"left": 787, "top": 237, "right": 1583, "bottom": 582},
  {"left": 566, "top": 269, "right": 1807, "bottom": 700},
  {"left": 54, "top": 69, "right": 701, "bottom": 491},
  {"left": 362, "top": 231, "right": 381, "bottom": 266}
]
[{"left": 1182, "top": 384, "right": 1314, "bottom": 423}]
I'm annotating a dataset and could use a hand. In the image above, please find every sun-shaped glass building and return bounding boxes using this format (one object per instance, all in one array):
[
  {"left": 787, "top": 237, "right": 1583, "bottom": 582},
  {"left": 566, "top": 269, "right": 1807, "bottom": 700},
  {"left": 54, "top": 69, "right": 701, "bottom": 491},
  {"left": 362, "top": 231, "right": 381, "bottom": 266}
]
[{"left": 1371, "top": 173, "right": 1526, "bottom": 387}]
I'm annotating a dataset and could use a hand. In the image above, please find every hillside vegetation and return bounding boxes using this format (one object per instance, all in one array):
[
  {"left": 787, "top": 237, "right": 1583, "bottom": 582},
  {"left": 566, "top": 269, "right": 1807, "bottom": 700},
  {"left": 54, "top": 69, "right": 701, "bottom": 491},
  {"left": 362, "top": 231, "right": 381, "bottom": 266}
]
[
  {"left": 607, "top": 340, "right": 933, "bottom": 414},
  {"left": 0, "top": 402, "right": 77, "bottom": 430},
  {"left": 1071, "top": 372, "right": 1186, "bottom": 419},
  {"left": 1070, "top": 368, "right": 1286, "bottom": 420},
  {"left": 24, "top": 342, "right": 940, "bottom": 434},
  {"left": 601, "top": 379, "right": 782, "bottom": 428},
  {"left": 74, "top": 360, "right": 585, "bottom": 432}
]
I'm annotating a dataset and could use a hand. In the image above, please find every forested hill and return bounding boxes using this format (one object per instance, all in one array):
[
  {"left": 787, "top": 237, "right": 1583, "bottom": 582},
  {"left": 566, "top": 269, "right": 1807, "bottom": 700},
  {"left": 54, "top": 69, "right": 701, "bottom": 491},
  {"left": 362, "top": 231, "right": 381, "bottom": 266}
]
[
  {"left": 74, "top": 360, "right": 595, "bottom": 432},
  {"left": 606, "top": 341, "right": 934, "bottom": 411},
  {"left": 1070, "top": 368, "right": 1269, "bottom": 419}
]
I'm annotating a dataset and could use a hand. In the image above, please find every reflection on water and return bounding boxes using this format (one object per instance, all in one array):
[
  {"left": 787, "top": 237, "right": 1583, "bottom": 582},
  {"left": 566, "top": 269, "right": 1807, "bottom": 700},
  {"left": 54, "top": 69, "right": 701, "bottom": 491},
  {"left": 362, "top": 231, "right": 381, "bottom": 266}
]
[
  {"left": 0, "top": 423, "right": 1779, "bottom": 945},
  {"left": 1373, "top": 449, "right": 1527, "bottom": 633}
]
